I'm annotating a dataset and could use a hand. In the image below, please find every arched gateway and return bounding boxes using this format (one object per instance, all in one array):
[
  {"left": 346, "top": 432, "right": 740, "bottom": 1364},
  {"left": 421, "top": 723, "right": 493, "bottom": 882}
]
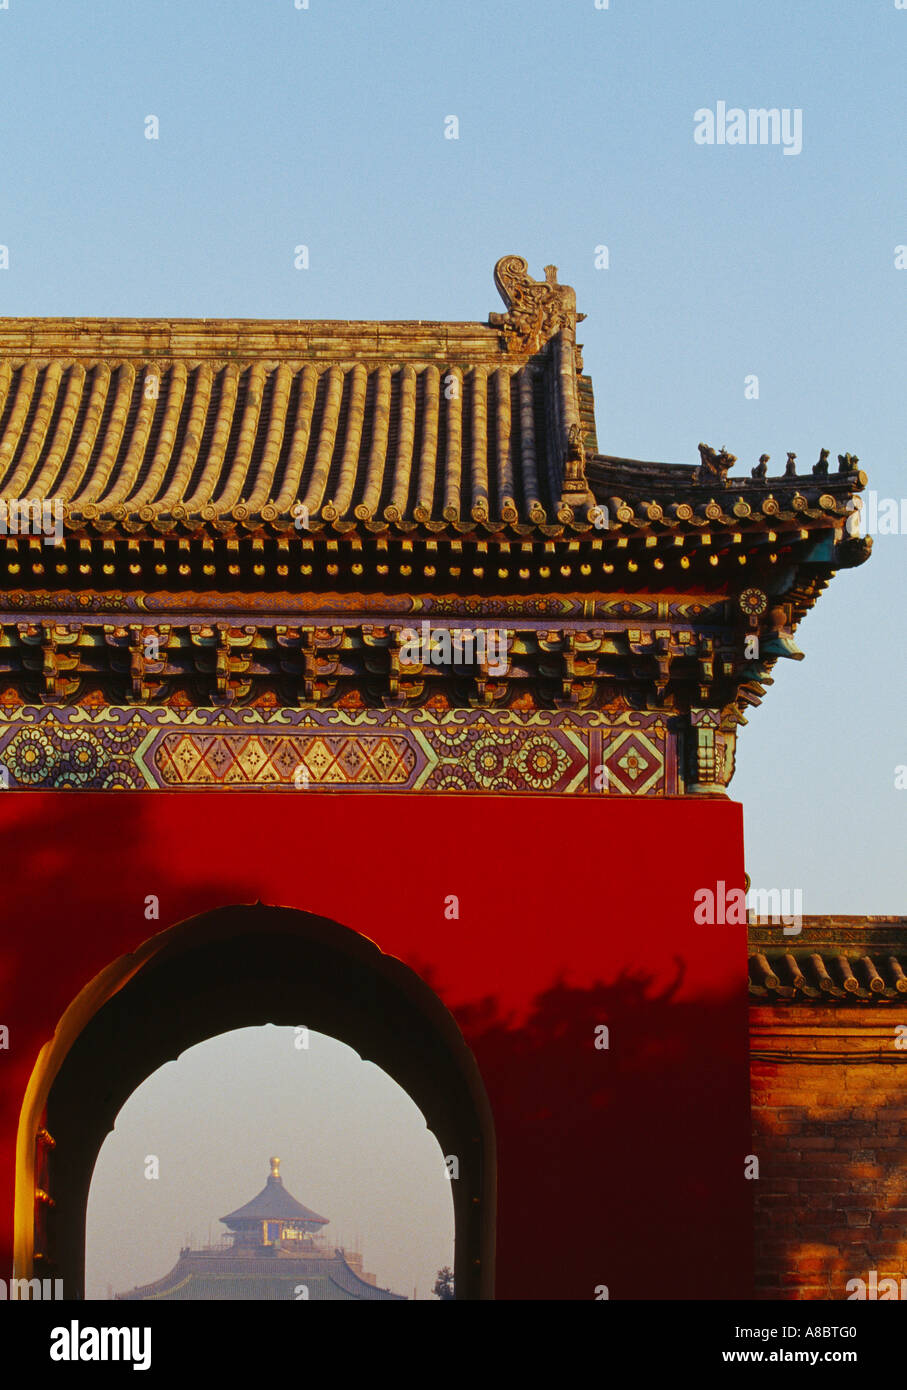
[
  {"left": 0, "top": 255, "right": 868, "bottom": 1298},
  {"left": 16, "top": 904, "right": 494, "bottom": 1300}
]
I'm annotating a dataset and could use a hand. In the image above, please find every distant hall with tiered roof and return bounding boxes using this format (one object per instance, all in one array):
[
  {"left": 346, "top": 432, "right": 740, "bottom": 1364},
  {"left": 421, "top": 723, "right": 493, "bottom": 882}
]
[{"left": 117, "top": 1159, "right": 404, "bottom": 1301}]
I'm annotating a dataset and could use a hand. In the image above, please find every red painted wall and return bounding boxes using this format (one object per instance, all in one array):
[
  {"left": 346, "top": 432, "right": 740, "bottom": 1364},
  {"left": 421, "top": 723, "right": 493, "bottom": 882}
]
[{"left": 0, "top": 792, "right": 752, "bottom": 1299}]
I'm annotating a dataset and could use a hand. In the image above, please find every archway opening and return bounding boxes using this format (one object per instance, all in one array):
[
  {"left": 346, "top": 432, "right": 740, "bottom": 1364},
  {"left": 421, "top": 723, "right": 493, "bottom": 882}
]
[
  {"left": 18, "top": 904, "right": 495, "bottom": 1299},
  {"left": 85, "top": 1024, "right": 456, "bottom": 1300}
]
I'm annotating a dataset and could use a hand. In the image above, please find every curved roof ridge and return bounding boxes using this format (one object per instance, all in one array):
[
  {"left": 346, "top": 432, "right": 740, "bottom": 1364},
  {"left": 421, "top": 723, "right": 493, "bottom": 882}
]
[{"left": 221, "top": 1168, "right": 328, "bottom": 1228}]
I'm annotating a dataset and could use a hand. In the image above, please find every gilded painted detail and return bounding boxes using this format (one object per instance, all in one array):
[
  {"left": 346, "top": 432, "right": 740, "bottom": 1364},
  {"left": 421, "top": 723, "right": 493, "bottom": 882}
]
[
  {"left": 156, "top": 730, "right": 418, "bottom": 788},
  {"left": 3, "top": 719, "right": 147, "bottom": 789},
  {"left": 0, "top": 705, "right": 676, "bottom": 794}
]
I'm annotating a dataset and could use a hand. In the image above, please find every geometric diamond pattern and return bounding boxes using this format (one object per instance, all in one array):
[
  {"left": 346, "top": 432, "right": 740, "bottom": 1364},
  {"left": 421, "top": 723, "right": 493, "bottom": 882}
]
[
  {"left": 155, "top": 731, "right": 418, "bottom": 787},
  {"left": 600, "top": 730, "right": 665, "bottom": 796},
  {"left": 0, "top": 706, "right": 674, "bottom": 795}
]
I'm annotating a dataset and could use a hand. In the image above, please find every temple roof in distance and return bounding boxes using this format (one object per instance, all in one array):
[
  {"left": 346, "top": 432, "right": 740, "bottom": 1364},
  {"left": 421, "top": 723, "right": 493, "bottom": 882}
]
[
  {"left": 221, "top": 1157, "right": 328, "bottom": 1229},
  {"left": 116, "top": 1250, "right": 406, "bottom": 1301},
  {"left": 116, "top": 1158, "right": 405, "bottom": 1300}
]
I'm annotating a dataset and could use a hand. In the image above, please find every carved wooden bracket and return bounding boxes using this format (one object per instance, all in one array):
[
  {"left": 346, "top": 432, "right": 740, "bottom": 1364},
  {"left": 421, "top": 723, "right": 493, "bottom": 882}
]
[{"left": 688, "top": 707, "right": 737, "bottom": 793}]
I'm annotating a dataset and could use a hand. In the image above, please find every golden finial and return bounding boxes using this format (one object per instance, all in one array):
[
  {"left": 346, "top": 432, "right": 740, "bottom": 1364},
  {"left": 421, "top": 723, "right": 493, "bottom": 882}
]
[{"left": 270, "top": 1156, "right": 280, "bottom": 1179}]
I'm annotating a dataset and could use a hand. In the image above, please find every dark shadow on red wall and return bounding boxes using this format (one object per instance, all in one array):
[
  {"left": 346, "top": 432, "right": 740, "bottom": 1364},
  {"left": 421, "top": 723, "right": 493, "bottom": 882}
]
[{"left": 459, "top": 972, "right": 751, "bottom": 1299}]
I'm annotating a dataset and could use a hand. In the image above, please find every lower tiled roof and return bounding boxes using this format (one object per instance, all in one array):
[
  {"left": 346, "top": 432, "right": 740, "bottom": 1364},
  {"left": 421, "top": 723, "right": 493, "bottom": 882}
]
[
  {"left": 117, "top": 1250, "right": 405, "bottom": 1300},
  {"left": 748, "top": 917, "right": 907, "bottom": 1002}
]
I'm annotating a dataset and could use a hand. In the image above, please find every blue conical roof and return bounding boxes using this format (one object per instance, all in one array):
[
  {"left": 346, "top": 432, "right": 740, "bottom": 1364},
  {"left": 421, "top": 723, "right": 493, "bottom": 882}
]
[{"left": 221, "top": 1159, "right": 328, "bottom": 1230}]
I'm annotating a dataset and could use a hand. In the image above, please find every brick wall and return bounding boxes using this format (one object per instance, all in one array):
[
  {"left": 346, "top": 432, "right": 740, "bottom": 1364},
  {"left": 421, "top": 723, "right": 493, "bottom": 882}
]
[{"left": 750, "top": 1005, "right": 907, "bottom": 1299}]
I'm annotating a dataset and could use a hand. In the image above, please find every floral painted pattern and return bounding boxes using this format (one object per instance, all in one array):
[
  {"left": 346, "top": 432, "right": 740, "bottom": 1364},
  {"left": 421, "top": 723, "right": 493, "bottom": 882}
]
[{"left": 0, "top": 706, "right": 670, "bottom": 794}]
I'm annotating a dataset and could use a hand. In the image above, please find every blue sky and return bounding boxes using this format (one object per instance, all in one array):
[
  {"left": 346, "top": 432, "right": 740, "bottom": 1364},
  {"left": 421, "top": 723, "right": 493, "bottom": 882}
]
[{"left": 1, "top": 0, "right": 903, "bottom": 910}]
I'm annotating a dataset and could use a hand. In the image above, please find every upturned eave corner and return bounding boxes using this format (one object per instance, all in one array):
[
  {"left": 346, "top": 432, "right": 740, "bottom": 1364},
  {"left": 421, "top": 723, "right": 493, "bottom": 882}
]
[{"left": 0, "top": 254, "right": 875, "bottom": 796}]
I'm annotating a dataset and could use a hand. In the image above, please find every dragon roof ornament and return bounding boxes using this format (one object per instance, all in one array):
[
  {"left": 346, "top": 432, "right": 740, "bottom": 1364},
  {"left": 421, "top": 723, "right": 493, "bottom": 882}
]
[{"left": 489, "top": 255, "right": 586, "bottom": 354}]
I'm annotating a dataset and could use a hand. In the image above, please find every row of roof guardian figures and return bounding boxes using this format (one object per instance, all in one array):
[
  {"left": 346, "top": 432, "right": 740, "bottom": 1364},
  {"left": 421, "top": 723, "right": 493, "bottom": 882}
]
[{"left": 0, "top": 497, "right": 62, "bottom": 544}]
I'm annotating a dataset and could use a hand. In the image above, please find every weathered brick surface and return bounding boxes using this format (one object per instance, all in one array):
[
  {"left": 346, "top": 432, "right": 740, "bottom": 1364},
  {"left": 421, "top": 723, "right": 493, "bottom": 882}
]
[{"left": 750, "top": 1004, "right": 907, "bottom": 1299}]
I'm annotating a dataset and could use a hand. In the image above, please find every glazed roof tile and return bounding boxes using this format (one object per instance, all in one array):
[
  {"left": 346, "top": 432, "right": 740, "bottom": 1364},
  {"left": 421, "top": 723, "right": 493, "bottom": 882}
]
[
  {"left": 0, "top": 354, "right": 587, "bottom": 531},
  {"left": 0, "top": 257, "right": 867, "bottom": 545},
  {"left": 748, "top": 917, "right": 907, "bottom": 1003}
]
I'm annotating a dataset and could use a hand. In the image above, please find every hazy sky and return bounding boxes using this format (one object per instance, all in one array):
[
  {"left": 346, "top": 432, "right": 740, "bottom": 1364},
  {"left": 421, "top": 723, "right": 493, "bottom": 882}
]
[{"left": 86, "top": 1026, "right": 454, "bottom": 1300}]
